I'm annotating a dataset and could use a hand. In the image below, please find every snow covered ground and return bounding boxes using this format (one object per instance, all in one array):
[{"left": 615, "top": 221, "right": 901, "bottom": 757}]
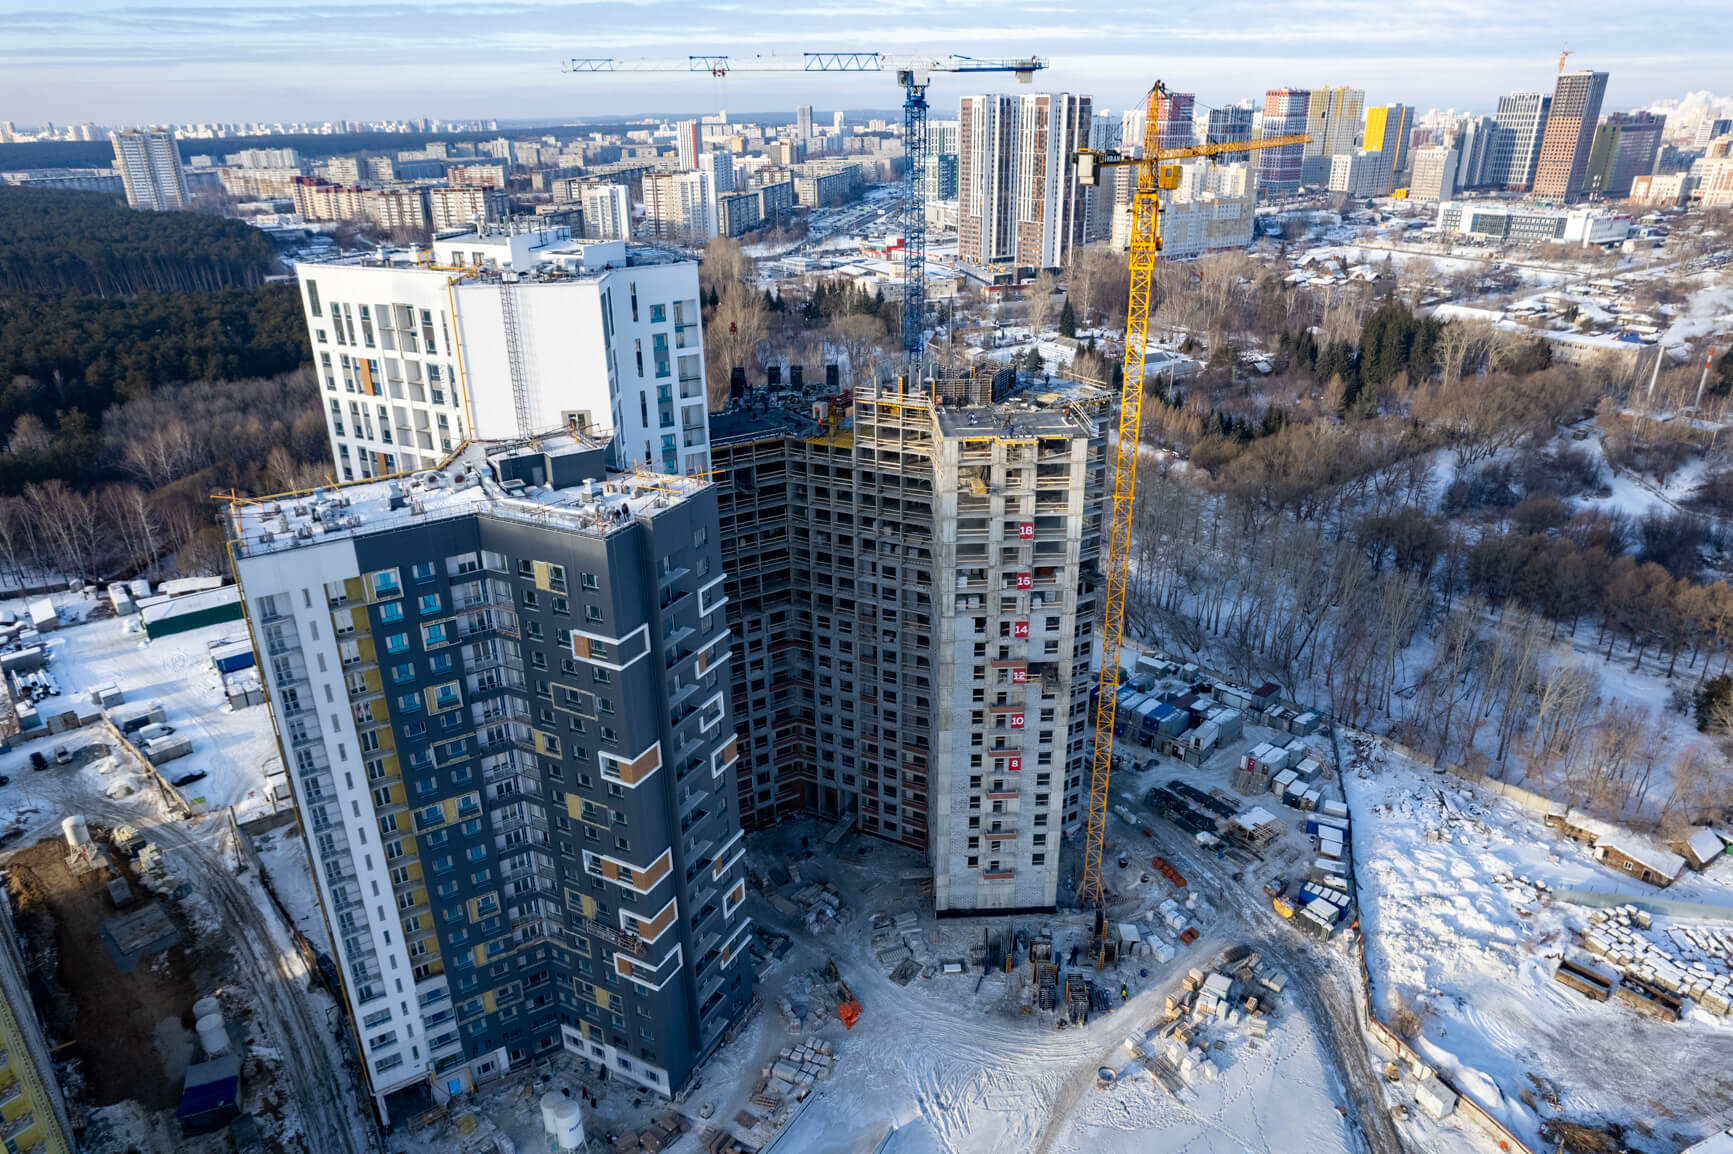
[
  {"left": 4, "top": 590, "right": 282, "bottom": 824},
  {"left": 1344, "top": 736, "right": 1733, "bottom": 1152}
]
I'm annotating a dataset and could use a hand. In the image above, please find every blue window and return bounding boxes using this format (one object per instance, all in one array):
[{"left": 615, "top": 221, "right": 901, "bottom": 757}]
[
  {"left": 435, "top": 879, "right": 460, "bottom": 897},
  {"left": 430, "top": 855, "right": 454, "bottom": 874},
  {"left": 422, "top": 622, "right": 450, "bottom": 647},
  {"left": 412, "top": 562, "right": 437, "bottom": 583},
  {"left": 413, "top": 777, "right": 439, "bottom": 798},
  {"left": 384, "top": 632, "right": 410, "bottom": 654},
  {"left": 407, "top": 750, "right": 434, "bottom": 770},
  {"left": 372, "top": 570, "right": 401, "bottom": 598},
  {"left": 398, "top": 692, "right": 422, "bottom": 712},
  {"left": 429, "top": 653, "right": 454, "bottom": 674},
  {"left": 391, "top": 663, "right": 416, "bottom": 683},
  {"left": 440, "top": 712, "right": 464, "bottom": 731},
  {"left": 466, "top": 845, "right": 488, "bottom": 862},
  {"left": 379, "top": 602, "right": 404, "bottom": 623},
  {"left": 451, "top": 765, "right": 474, "bottom": 784},
  {"left": 439, "top": 739, "right": 467, "bottom": 761},
  {"left": 403, "top": 722, "right": 426, "bottom": 739},
  {"left": 419, "top": 593, "right": 442, "bottom": 614},
  {"left": 460, "top": 818, "right": 483, "bottom": 837},
  {"left": 425, "top": 828, "right": 448, "bottom": 845}
]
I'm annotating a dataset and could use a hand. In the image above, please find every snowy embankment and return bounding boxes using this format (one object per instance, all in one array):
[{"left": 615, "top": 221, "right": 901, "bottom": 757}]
[{"left": 1344, "top": 738, "right": 1733, "bottom": 1152}]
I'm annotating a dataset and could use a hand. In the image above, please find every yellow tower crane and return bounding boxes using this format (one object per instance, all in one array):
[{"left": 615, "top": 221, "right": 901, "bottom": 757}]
[{"left": 1072, "top": 83, "right": 1307, "bottom": 911}]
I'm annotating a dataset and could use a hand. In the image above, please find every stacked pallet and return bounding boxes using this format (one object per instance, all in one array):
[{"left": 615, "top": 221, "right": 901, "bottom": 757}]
[{"left": 1581, "top": 906, "right": 1733, "bottom": 1018}]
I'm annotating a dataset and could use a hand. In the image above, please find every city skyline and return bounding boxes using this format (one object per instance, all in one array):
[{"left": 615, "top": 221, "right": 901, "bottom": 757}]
[{"left": 2, "top": 0, "right": 1731, "bottom": 124}]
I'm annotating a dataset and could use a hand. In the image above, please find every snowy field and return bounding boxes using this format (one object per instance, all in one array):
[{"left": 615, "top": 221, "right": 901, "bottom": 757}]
[
  {"left": 3, "top": 590, "right": 281, "bottom": 824},
  {"left": 1344, "top": 737, "right": 1733, "bottom": 1152}
]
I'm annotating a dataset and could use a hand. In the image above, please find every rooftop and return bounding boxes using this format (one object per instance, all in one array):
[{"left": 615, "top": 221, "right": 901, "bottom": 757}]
[
  {"left": 226, "top": 431, "right": 711, "bottom": 560},
  {"left": 297, "top": 225, "right": 688, "bottom": 281}
]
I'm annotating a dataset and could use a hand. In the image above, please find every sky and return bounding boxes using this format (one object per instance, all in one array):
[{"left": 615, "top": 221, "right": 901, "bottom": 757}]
[{"left": 2, "top": 0, "right": 1731, "bottom": 126}]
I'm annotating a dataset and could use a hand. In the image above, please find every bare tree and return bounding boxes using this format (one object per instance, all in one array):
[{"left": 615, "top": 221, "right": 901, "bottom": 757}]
[
  {"left": 1025, "top": 270, "right": 1060, "bottom": 338},
  {"left": 704, "top": 283, "right": 769, "bottom": 407},
  {"left": 23, "top": 481, "right": 99, "bottom": 581}
]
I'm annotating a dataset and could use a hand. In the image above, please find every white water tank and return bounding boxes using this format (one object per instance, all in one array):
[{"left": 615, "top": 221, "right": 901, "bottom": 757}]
[
  {"left": 193, "top": 996, "right": 221, "bottom": 1021},
  {"left": 61, "top": 816, "right": 91, "bottom": 850},
  {"left": 540, "top": 1090, "right": 586, "bottom": 1152},
  {"left": 196, "top": 1012, "right": 230, "bottom": 1055}
]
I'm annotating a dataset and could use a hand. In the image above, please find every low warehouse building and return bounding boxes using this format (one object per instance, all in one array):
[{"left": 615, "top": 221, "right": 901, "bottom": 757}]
[{"left": 140, "top": 586, "right": 242, "bottom": 640}]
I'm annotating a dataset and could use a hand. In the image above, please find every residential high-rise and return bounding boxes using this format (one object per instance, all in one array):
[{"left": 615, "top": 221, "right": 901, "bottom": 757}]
[
  {"left": 929, "top": 119, "right": 961, "bottom": 156},
  {"left": 1302, "top": 86, "right": 1365, "bottom": 185},
  {"left": 580, "top": 182, "right": 632, "bottom": 242},
  {"left": 1407, "top": 145, "right": 1458, "bottom": 202},
  {"left": 1533, "top": 70, "right": 1609, "bottom": 201},
  {"left": 675, "top": 121, "right": 702, "bottom": 171},
  {"left": 643, "top": 170, "right": 714, "bottom": 246},
  {"left": 1489, "top": 92, "right": 1551, "bottom": 190},
  {"left": 1256, "top": 89, "right": 1310, "bottom": 196},
  {"left": 1448, "top": 115, "right": 1498, "bottom": 191},
  {"left": 228, "top": 430, "right": 753, "bottom": 1116},
  {"left": 111, "top": 129, "right": 191, "bottom": 210},
  {"left": 1150, "top": 91, "right": 1196, "bottom": 151},
  {"left": 1362, "top": 103, "right": 1413, "bottom": 195},
  {"left": 796, "top": 105, "right": 813, "bottom": 143},
  {"left": 1584, "top": 111, "right": 1665, "bottom": 198},
  {"left": 1328, "top": 151, "right": 1384, "bottom": 199},
  {"left": 922, "top": 153, "right": 960, "bottom": 202},
  {"left": 1204, "top": 104, "right": 1255, "bottom": 147},
  {"left": 0, "top": 893, "right": 75, "bottom": 1154},
  {"left": 708, "top": 379, "right": 1103, "bottom": 913},
  {"left": 1117, "top": 162, "right": 1256, "bottom": 257},
  {"left": 428, "top": 186, "right": 509, "bottom": 234},
  {"left": 294, "top": 227, "right": 711, "bottom": 480},
  {"left": 832, "top": 110, "right": 846, "bottom": 135},
  {"left": 958, "top": 92, "right": 1093, "bottom": 270},
  {"left": 698, "top": 152, "right": 735, "bottom": 238}
]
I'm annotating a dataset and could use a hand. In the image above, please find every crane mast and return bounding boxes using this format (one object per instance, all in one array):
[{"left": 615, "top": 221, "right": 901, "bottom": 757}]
[
  {"left": 567, "top": 51, "right": 1045, "bottom": 381},
  {"left": 1072, "top": 84, "right": 1306, "bottom": 910}
]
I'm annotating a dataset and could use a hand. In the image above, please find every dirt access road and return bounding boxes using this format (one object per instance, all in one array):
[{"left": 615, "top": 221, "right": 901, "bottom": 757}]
[{"left": 1112, "top": 790, "right": 1411, "bottom": 1154}]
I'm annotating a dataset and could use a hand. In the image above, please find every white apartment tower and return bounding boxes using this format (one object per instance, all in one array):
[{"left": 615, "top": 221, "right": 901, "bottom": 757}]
[
  {"left": 294, "top": 227, "right": 711, "bottom": 482},
  {"left": 642, "top": 171, "right": 714, "bottom": 246},
  {"left": 675, "top": 120, "right": 702, "bottom": 171},
  {"left": 111, "top": 129, "right": 191, "bottom": 210},
  {"left": 580, "top": 183, "right": 632, "bottom": 242}
]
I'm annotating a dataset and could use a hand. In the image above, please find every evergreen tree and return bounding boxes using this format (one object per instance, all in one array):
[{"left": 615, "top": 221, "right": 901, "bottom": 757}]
[{"left": 1058, "top": 299, "right": 1077, "bottom": 339}]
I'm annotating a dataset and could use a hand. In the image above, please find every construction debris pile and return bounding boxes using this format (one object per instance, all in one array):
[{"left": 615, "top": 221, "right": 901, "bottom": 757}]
[
  {"left": 1115, "top": 948, "right": 1284, "bottom": 1096},
  {"left": 869, "top": 909, "right": 930, "bottom": 983},
  {"left": 609, "top": 1108, "right": 692, "bottom": 1154},
  {"left": 707, "top": 1042, "right": 837, "bottom": 1153},
  {"left": 758, "top": 862, "right": 851, "bottom": 935},
  {"left": 1575, "top": 906, "right": 1733, "bottom": 1019}
]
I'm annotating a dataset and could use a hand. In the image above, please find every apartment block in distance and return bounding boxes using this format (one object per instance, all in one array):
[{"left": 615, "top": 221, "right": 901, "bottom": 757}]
[
  {"left": 111, "top": 128, "right": 191, "bottom": 210},
  {"left": 1533, "top": 70, "right": 1609, "bottom": 202},
  {"left": 295, "top": 227, "right": 710, "bottom": 482},
  {"left": 959, "top": 93, "right": 1093, "bottom": 271},
  {"left": 709, "top": 377, "right": 1103, "bottom": 914},
  {"left": 1256, "top": 89, "right": 1310, "bottom": 196},
  {"left": 228, "top": 431, "right": 752, "bottom": 1116},
  {"left": 1489, "top": 92, "right": 1551, "bottom": 191}
]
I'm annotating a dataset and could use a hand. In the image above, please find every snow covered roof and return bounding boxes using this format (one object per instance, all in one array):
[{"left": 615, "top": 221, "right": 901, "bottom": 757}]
[
  {"left": 1680, "top": 1130, "right": 1733, "bottom": 1154},
  {"left": 1234, "top": 806, "right": 1280, "bottom": 830},
  {"left": 139, "top": 586, "right": 240, "bottom": 625},
  {"left": 1684, "top": 828, "right": 1727, "bottom": 867},
  {"left": 1594, "top": 832, "right": 1686, "bottom": 879}
]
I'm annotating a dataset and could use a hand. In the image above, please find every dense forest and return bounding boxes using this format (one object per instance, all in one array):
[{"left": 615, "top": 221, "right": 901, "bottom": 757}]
[
  {"left": 0, "top": 187, "right": 281, "bottom": 294},
  {"left": 0, "top": 189, "right": 320, "bottom": 578}
]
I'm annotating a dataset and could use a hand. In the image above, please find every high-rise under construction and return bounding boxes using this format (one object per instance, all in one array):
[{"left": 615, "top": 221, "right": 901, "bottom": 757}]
[{"left": 711, "top": 375, "right": 1104, "bottom": 914}]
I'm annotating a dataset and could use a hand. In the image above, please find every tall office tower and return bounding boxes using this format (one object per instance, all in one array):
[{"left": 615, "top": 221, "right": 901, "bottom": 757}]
[
  {"left": 675, "top": 120, "right": 702, "bottom": 171},
  {"left": 1149, "top": 91, "right": 1195, "bottom": 151},
  {"left": 111, "top": 129, "right": 191, "bottom": 210},
  {"left": 228, "top": 431, "right": 753, "bottom": 1117},
  {"left": 832, "top": 110, "right": 846, "bottom": 135},
  {"left": 929, "top": 119, "right": 961, "bottom": 156},
  {"left": 294, "top": 227, "right": 710, "bottom": 481},
  {"left": 580, "top": 182, "right": 633, "bottom": 242},
  {"left": 1256, "top": 89, "right": 1310, "bottom": 196},
  {"left": 796, "top": 106, "right": 814, "bottom": 142},
  {"left": 1449, "top": 115, "right": 1498, "bottom": 190},
  {"left": 643, "top": 170, "right": 715, "bottom": 246},
  {"left": 1533, "top": 70, "right": 1609, "bottom": 201},
  {"left": 1489, "top": 92, "right": 1551, "bottom": 190},
  {"left": 958, "top": 92, "right": 1092, "bottom": 269},
  {"left": 1695, "top": 118, "right": 1733, "bottom": 149},
  {"left": 1584, "top": 111, "right": 1666, "bottom": 198},
  {"left": 1362, "top": 103, "right": 1413, "bottom": 195},
  {"left": 1204, "top": 104, "right": 1255, "bottom": 146},
  {"left": 1301, "top": 86, "right": 1365, "bottom": 185},
  {"left": 709, "top": 381, "right": 1103, "bottom": 913},
  {"left": 0, "top": 895, "right": 75, "bottom": 1153}
]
